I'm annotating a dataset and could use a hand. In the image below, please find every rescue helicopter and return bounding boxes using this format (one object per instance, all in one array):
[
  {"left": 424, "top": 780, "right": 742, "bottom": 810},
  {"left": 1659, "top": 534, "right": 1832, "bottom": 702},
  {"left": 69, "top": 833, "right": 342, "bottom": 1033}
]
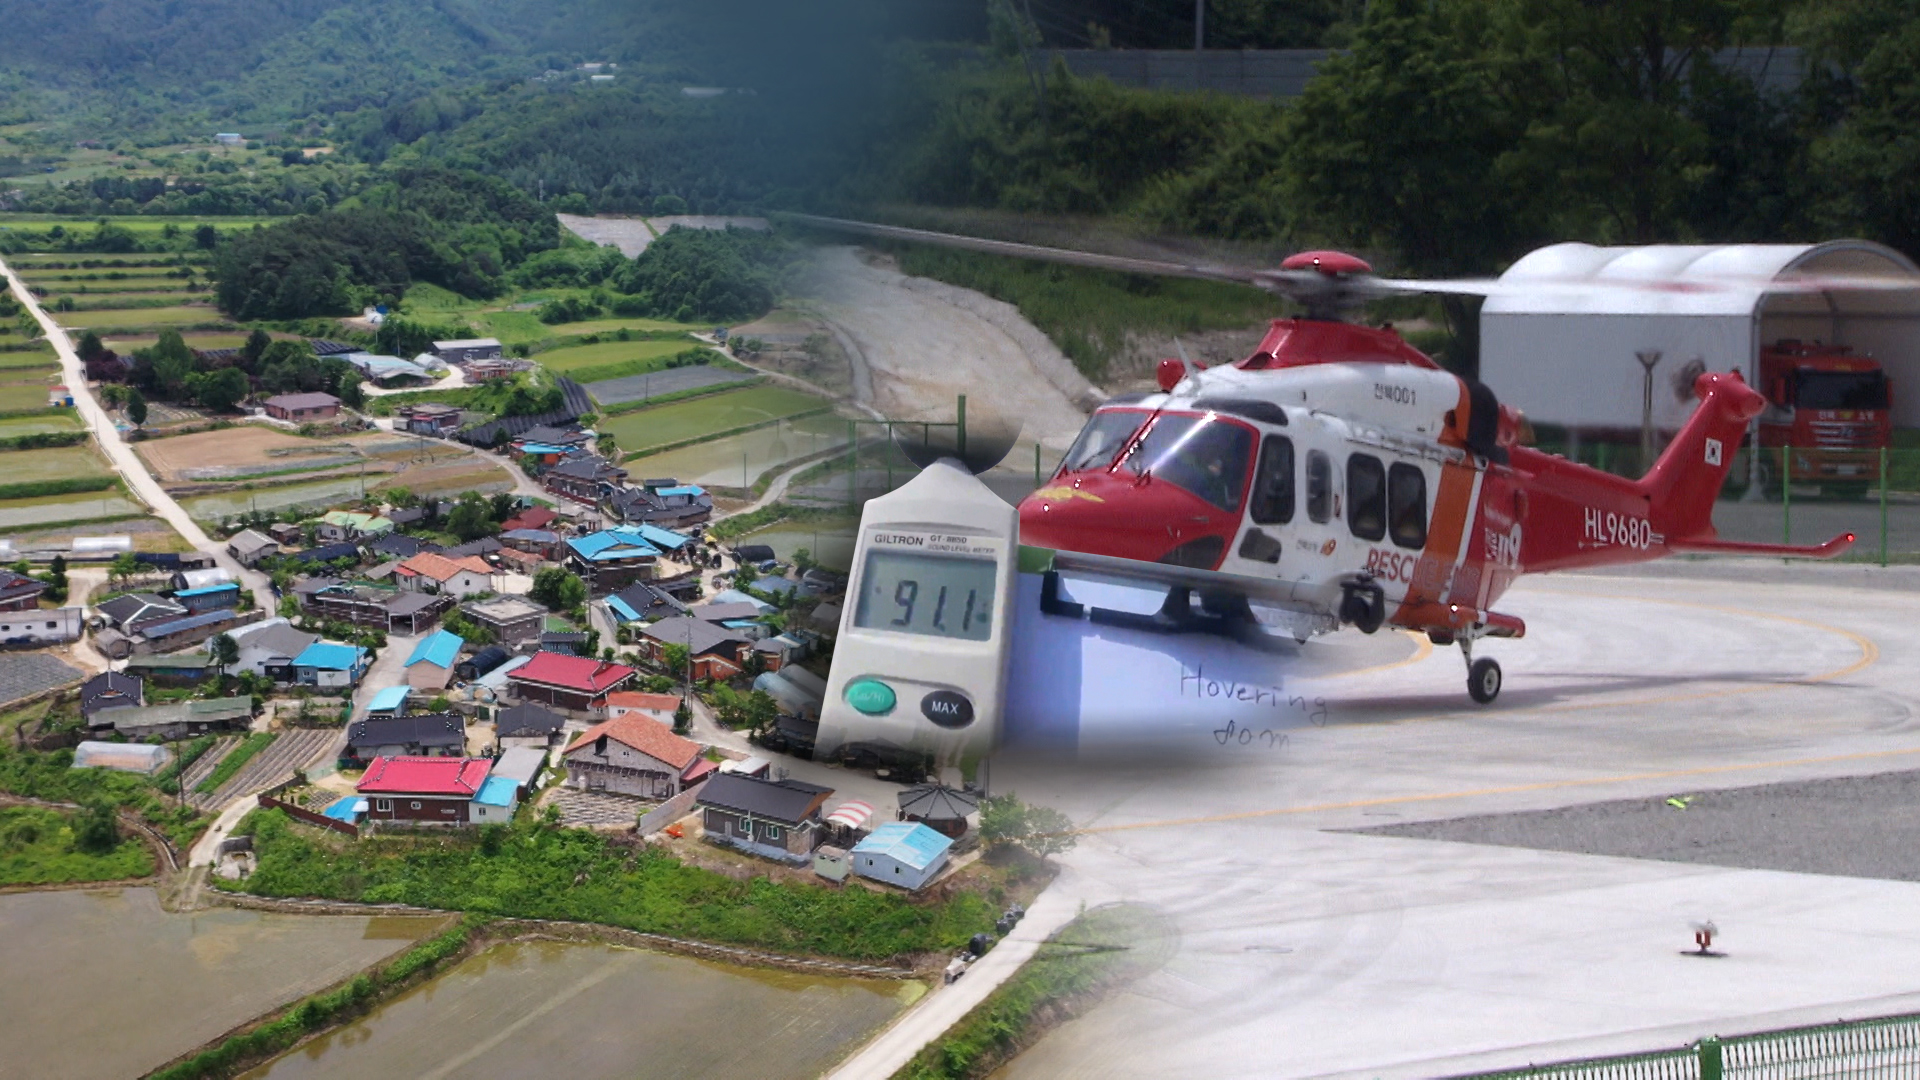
[{"left": 792, "top": 215, "right": 1886, "bottom": 704}]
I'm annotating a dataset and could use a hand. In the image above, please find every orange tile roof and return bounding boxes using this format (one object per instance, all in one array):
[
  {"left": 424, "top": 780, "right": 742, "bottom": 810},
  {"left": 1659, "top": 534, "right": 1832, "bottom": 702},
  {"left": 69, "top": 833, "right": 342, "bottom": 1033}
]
[
  {"left": 564, "top": 714, "right": 700, "bottom": 769},
  {"left": 397, "top": 551, "right": 492, "bottom": 582},
  {"left": 606, "top": 691, "right": 683, "bottom": 713}
]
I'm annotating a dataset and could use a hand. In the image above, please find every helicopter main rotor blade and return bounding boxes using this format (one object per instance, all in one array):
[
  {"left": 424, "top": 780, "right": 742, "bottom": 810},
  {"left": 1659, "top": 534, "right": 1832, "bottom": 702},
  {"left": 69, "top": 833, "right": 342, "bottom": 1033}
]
[{"left": 783, "top": 213, "right": 1272, "bottom": 290}]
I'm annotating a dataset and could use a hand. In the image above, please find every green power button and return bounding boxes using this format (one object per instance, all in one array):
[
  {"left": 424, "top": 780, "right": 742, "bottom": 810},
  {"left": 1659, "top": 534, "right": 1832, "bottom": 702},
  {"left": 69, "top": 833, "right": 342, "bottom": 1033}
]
[{"left": 846, "top": 679, "right": 897, "bottom": 715}]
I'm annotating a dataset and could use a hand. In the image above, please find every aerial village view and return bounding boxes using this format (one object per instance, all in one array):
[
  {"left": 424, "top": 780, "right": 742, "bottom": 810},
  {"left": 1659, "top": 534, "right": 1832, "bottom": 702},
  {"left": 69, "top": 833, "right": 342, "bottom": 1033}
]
[{"left": 12, "top": 1, "right": 1920, "bottom": 1079}]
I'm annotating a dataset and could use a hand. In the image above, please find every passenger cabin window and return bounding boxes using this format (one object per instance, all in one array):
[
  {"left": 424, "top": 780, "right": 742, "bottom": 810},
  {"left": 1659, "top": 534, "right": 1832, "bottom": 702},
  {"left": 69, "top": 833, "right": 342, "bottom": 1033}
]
[
  {"left": 1388, "top": 463, "right": 1428, "bottom": 549},
  {"left": 1249, "top": 436, "right": 1295, "bottom": 525},
  {"left": 1347, "top": 454, "right": 1386, "bottom": 542},
  {"left": 1306, "top": 451, "right": 1333, "bottom": 523},
  {"left": 1126, "top": 414, "right": 1254, "bottom": 513}
]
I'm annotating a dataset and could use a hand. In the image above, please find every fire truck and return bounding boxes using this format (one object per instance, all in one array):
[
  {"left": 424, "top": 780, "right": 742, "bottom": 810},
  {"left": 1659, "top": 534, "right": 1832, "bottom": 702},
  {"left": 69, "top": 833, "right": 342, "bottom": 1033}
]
[{"left": 1755, "top": 340, "right": 1893, "bottom": 494}]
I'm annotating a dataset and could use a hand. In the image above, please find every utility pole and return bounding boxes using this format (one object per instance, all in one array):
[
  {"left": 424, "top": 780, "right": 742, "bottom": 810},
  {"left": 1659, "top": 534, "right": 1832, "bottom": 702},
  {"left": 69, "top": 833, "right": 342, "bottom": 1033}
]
[
  {"left": 1635, "top": 350, "right": 1662, "bottom": 475},
  {"left": 1195, "top": 0, "right": 1205, "bottom": 51}
]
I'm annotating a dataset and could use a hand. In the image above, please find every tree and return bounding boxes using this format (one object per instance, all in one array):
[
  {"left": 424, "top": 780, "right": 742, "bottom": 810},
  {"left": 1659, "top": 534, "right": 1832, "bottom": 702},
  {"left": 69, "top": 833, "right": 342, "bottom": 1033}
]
[
  {"left": 673, "top": 697, "right": 692, "bottom": 735},
  {"left": 980, "top": 793, "right": 1077, "bottom": 860},
  {"left": 446, "top": 493, "right": 495, "bottom": 542},
  {"left": 336, "top": 373, "right": 366, "bottom": 410},
  {"left": 125, "top": 389, "right": 146, "bottom": 426},
  {"left": 108, "top": 551, "right": 140, "bottom": 589},
  {"left": 660, "top": 642, "right": 690, "bottom": 681},
  {"left": 489, "top": 492, "right": 517, "bottom": 522},
  {"left": 195, "top": 367, "right": 249, "bottom": 412},
  {"left": 529, "top": 566, "right": 586, "bottom": 611},
  {"left": 76, "top": 330, "right": 105, "bottom": 363},
  {"left": 45, "top": 555, "right": 67, "bottom": 602},
  {"left": 209, "top": 632, "right": 240, "bottom": 678},
  {"left": 242, "top": 328, "right": 272, "bottom": 369},
  {"left": 791, "top": 547, "right": 816, "bottom": 574},
  {"left": 74, "top": 800, "right": 120, "bottom": 854}
]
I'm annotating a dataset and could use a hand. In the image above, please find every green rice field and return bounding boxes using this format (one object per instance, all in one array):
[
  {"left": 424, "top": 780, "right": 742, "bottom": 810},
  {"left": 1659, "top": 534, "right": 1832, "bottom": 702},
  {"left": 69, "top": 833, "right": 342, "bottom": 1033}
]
[
  {"left": 103, "top": 332, "right": 252, "bottom": 352},
  {"left": 598, "top": 385, "right": 832, "bottom": 455},
  {"left": 64, "top": 293, "right": 201, "bottom": 310},
  {"left": 6, "top": 444, "right": 110, "bottom": 483},
  {"left": 0, "top": 490, "right": 142, "bottom": 528},
  {"left": 23, "top": 278, "right": 194, "bottom": 293},
  {"left": 59, "top": 305, "right": 228, "bottom": 329},
  {"left": 478, "top": 309, "right": 697, "bottom": 345},
  {"left": 0, "top": 214, "right": 282, "bottom": 233},
  {"left": 535, "top": 338, "right": 696, "bottom": 374},
  {"left": 0, "top": 351, "right": 57, "bottom": 372},
  {"left": 0, "top": 382, "right": 55, "bottom": 412},
  {"left": 0, "top": 413, "right": 83, "bottom": 438}
]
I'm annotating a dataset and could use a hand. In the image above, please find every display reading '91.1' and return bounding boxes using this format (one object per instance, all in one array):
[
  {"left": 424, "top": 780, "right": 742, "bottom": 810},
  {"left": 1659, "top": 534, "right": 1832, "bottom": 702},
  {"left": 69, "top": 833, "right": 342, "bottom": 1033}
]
[{"left": 852, "top": 550, "right": 996, "bottom": 642}]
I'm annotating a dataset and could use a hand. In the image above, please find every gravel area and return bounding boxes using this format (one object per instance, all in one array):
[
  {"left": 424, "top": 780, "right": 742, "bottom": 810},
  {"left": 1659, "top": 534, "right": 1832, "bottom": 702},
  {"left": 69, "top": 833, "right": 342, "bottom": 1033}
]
[
  {"left": 549, "top": 786, "right": 652, "bottom": 828},
  {"left": 0, "top": 651, "right": 83, "bottom": 706},
  {"left": 1352, "top": 768, "right": 1920, "bottom": 882},
  {"left": 586, "top": 364, "right": 755, "bottom": 406}
]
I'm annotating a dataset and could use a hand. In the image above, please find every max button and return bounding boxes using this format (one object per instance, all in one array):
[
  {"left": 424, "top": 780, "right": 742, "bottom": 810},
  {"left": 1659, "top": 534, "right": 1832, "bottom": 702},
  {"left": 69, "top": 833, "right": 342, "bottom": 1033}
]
[
  {"left": 921, "top": 690, "right": 974, "bottom": 728},
  {"left": 846, "top": 679, "right": 896, "bottom": 716}
]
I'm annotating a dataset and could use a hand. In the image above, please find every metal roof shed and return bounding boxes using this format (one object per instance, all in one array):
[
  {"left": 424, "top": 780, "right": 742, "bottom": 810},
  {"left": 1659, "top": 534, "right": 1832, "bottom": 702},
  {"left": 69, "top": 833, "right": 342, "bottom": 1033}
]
[{"left": 1480, "top": 241, "right": 1920, "bottom": 434}]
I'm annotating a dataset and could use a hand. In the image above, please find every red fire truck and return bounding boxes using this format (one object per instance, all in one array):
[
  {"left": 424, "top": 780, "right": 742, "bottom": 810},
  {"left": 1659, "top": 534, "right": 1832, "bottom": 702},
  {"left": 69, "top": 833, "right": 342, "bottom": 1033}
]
[{"left": 1756, "top": 340, "right": 1892, "bottom": 494}]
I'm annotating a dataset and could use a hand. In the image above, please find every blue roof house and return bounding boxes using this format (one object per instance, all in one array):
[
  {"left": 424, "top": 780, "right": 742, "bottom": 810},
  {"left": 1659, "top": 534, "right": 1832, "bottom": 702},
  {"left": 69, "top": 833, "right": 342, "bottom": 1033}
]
[
  {"left": 404, "top": 629, "right": 464, "bottom": 691},
  {"left": 293, "top": 641, "right": 370, "bottom": 689},
  {"left": 174, "top": 582, "right": 241, "bottom": 613},
  {"left": 851, "top": 822, "right": 955, "bottom": 891},
  {"left": 469, "top": 774, "right": 521, "bottom": 825},
  {"left": 364, "top": 686, "right": 411, "bottom": 718}
]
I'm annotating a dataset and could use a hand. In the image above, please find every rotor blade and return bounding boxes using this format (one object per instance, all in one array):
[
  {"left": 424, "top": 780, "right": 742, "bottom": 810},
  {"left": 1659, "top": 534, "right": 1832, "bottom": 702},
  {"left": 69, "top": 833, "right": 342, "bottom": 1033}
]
[
  {"left": 1376, "top": 271, "right": 1920, "bottom": 299},
  {"left": 782, "top": 213, "right": 1270, "bottom": 289}
]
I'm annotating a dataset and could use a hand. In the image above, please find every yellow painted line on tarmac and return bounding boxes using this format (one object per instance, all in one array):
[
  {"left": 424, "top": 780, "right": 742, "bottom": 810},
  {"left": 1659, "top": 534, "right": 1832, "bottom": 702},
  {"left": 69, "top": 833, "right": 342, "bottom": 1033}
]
[
  {"left": 1074, "top": 741, "right": 1920, "bottom": 837},
  {"left": 1318, "top": 629, "right": 1432, "bottom": 681}
]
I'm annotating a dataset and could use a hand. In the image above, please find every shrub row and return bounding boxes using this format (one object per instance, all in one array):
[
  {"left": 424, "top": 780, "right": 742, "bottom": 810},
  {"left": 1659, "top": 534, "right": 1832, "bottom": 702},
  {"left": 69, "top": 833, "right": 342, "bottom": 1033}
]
[
  {"left": 0, "top": 430, "right": 87, "bottom": 451},
  {"left": 0, "top": 475, "right": 116, "bottom": 501}
]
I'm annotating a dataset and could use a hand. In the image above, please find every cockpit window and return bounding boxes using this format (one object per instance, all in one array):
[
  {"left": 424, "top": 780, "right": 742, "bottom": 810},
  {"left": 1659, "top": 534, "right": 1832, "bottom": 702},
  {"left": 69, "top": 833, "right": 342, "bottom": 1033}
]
[
  {"left": 1060, "top": 409, "right": 1147, "bottom": 472},
  {"left": 1125, "top": 414, "right": 1254, "bottom": 512}
]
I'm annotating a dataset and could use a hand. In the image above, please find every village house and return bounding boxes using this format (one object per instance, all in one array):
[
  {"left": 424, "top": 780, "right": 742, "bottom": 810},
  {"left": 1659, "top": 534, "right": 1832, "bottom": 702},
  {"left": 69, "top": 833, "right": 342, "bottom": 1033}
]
[
  {"left": 393, "top": 551, "right": 494, "bottom": 598},
  {"left": 687, "top": 601, "right": 769, "bottom": 641},
  {"left": 367, "top": 533, "right": 436, "bottom": 561},
  {"left": 123, "top": 609, "right": 255, "bottom": 655},
  {"left": 403, "top": 629, "right": 464, "bottom": 691},
  {"left": 288, "top": 541, "right": 363, "bottom": 568},
  {"left": 173, "top": 581, "right": 240, "bottom": 614},
  {"left": 290, "top": 641, "right": 370, "bottom": 689},
  {"left": 506, "top": 651, "right": 636, "bottom": 712},
  {"left": 79, "top": 671, "right": 143, "bottom": 720},
  {"left": 357, "top": 756, "right": 493, "bottom": 825},
  {"left": 455, "top": 645, "right": 513, "bottom": 681},
  {"left": 602, "top": 581, "right": 689, "bottom": 625},
  {"left": 499, "top": 528, "right": 562, "bottom": 560},
  {"left": 396, "top": 402, "right": 464, "bottom": 437},
  {"left": 498, "top": 505, "right": 561, "bottom": 533},
  {"left": 487, "top": 745, "right": 549, "bottom": 799},
  {"left": 696, "top": 773, "right": 834, "bottom": 864},
  {"left": 262, "top": 392, "right": 341, "bottom": 422},
  {"left": 561, "top": 715, "right": 710, "bottom": 800},
  {"left": 544, "top": 455, "right": 627, "bottom": 505},
  {"left": 225, "top": 529, "right": 280, "bottom": 567},
  {"left": 636, "top": 618, "right": 751, "bottom": 681},
  {"left": 494, "top": 702, "right": 567, "bottom": 750},
  {"left": 469, "top": 775, "right": 521, "bottom": 824},
  {"left": 88, "top": 697, "right": 253, "bottom": 742},
  {"left": 295, "top": 579, "right": 451, "bottom": 634},
  {"left": 432, "top": 337, "right": 504, "bottom": 365},
  {"left": 268, "top": 523, "right": 303, "bottom": 546},
  {"left": 850, "top": 822, "right": 955, "bottom": 891},
  {"left": 344, "top": 714, "right": 467, "bottom": 764},
  {"left": 603, "top": 690, "right": 682, "bottom": 725},
  {"left": 460, "top": 595, "right": 545, "bottom": 644},
  {"left": 316, "top": 511, "right": 394, "bottom": 542},
  {"left": 606, "top": 480, "right": 713, "bottom": 529},
  {"left": 96, "top": 592, "right": 187, "bottom": 633},
  {"left": 464, "top": 356, "right": 520, "bottom": 381}
]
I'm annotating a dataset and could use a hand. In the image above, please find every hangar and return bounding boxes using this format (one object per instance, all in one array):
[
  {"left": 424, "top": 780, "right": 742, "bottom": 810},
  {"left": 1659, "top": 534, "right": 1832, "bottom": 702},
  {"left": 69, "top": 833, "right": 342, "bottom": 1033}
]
[{"left": 1480, "top": 241, "right": 1920, "bottom": 439}]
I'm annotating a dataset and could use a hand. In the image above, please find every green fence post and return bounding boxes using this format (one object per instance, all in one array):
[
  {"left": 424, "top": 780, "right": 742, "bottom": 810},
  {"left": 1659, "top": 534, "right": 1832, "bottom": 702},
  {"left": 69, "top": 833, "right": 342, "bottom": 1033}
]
[
  {"left": 1035, "top": 442, "right": 1042, "bottom": 487},
  {"left": 1882, "top": 445, "right": 1890, "bottom": 568},
  {"left": 1698, "top": 1036, "right": 1724, "bottom": 1080},
  {"left": 956, "top": 394, "right": 967, "bottom": 460},
  {"left": 1781, "top": 446, "right": 1791, "bottom": 547},
  {"left": 847, "top": 419, "right": 857, "bottom": 509},
  {"left": 885, "top": 422, "right": 893, "bottom": 493}
]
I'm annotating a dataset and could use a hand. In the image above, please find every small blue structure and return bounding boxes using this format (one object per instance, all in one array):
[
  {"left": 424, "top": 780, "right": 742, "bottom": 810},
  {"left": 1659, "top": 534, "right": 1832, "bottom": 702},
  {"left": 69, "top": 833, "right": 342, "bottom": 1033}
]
[
  {"left": 405, "top": 630, "right": 463, "bottom": 671},
  {"left": 364, "top": 686, "right": 410, "bottom": 718},
  {"left": 321, "top": 797, "right": 367, "bottom": 824},
  {"left": 292, "top": 641, "right": 369, "bottom": 689},
  {"left": 470, "top": 775, "right": 520, "bottom": 825},
  {"left": 851, "top": 822, "right": 954, "bottom": 891}
]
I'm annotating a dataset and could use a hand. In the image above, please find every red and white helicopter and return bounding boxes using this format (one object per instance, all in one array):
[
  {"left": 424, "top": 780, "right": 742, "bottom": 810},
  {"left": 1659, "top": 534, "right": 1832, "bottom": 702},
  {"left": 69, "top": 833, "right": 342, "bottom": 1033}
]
[{"left": 796, "top": 216, "right": 1885, "bottom": 704}]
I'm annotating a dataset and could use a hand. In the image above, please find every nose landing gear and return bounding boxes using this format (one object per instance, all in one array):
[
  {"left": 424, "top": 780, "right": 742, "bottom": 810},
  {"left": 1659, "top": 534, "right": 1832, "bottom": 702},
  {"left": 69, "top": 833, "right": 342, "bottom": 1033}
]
[{"left": 1459, "top": 633, "right": 1502, "bottom": 704}]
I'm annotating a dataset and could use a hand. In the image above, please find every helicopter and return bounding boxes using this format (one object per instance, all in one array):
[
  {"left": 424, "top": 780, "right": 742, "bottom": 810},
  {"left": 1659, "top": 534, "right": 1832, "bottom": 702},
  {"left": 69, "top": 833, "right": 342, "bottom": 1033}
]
[{"left": 790, "top": 215, "right": 1878, "bottom": 704}]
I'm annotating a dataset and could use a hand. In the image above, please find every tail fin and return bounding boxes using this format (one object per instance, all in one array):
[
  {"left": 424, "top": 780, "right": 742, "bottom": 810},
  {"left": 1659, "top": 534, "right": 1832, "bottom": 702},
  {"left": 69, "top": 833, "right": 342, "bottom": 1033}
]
[{"left": 1637, "top": 370, "right": 1765, "bottom": 540}]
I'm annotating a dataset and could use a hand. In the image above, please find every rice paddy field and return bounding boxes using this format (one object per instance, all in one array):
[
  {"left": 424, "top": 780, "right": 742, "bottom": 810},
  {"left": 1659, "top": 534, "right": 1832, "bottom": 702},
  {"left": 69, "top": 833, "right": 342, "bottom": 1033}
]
[
  {"left": 623, "top": 413, "right": 851, "bottom": 489},
  {"left": 58, "top": 304, "right": 227, "bottom": 329},
  {"left": 0, "top": 490, "right": 142, "bottom": 529},
  {"left": 5, "top": 444, "right": 112, "bottom": 484},
  {"left": 0, "top": 412, "right": 83, "bottom": 438},
  {"left": 478, "top": 309, "right": 699, "bottom": 345},
  {"left": 598, "top": 385, "right": 834, "bottom": 456},
  {"left": 0, "top": 348, "right": 57, "bottom": 371},
  {"left": 0, "top": 380, "right": 56, "bottom": 412},
  {"left": 103, "top": 332, "right": 253, "bottom": 353}
]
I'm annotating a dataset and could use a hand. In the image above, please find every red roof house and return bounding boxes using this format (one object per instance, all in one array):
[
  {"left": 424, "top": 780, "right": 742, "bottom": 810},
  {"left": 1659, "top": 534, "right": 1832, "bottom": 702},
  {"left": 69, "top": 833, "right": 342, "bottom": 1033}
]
[
  {"left": 356, "top": 756, "right": 493, "bottom": 825},
  {"left": 507, "top": 652, "right": 637, "bottom": 712},
  {"left": 561, "top": 715, "right": 710, "bottom": 799},
  {"left": 500, "top": 506, "right": 560, "bottom": 533}
]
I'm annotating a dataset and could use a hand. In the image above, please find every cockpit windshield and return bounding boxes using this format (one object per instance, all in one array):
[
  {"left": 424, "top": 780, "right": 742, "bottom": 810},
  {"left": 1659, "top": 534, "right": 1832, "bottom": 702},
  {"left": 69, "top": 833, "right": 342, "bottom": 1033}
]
[
  {"left": 1124, "top": 414, "right": 1254, "bottom": 512},
  {"left": 1795, "top": 370, "right": 1889, "bottom": 410},
  {"left": 1060, "top": 409, "right": 1148, "bottom": 472}
]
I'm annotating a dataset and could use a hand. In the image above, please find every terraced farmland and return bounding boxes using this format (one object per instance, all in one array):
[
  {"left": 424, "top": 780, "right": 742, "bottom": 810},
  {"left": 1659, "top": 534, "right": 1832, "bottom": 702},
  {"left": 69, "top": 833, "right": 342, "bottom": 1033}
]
[{"left": 598, "top": 385, "right": 834, "bottom": 456}]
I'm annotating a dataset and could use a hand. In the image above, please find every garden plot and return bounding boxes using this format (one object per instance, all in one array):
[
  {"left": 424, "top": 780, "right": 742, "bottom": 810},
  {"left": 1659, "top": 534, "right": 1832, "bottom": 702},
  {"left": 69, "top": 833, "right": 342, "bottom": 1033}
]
[
  {"left": 4, "top": 444, "right": 110, "bottom": 484},
  {"left": 587, "top": 364, "right": 755, "bottom": 407},
  {"left": 598, "top": 386, "right": 832, "bottom": 456},
  {"left": 622, "top": 413, "right": 850, "bottom": 488},
  {"left": 535, "top": 338, "right": 695, "bottom": 375},
  {"left": 0, "top": 373, "right": 56, "bottom": 412},
  {"left": 0, "top": 413, "right": 83, "bottom": 438},
  {"left": 2, "top": 516, "right": 192, "bottom": 553},
  {"left": 59, "top": 304, "right": 227, "bottom": 329},
  {"left": 136, "top": 427, "right": 365, "bottom": 483}
]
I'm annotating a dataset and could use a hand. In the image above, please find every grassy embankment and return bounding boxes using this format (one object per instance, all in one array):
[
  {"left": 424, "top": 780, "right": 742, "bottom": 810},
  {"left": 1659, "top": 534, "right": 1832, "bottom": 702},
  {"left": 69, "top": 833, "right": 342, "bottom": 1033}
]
[
  {"left": 0, "top": 707, "right": 207, "bottom": 853},
  {"left": 222, "top": 808, "right": 997, "bottom": 962},
  {"left": 893, "top": 904, "right": 1172, "bottom": 1080},
  {"left": 0, "top": 803, "right": 156, "bottom": 886}
]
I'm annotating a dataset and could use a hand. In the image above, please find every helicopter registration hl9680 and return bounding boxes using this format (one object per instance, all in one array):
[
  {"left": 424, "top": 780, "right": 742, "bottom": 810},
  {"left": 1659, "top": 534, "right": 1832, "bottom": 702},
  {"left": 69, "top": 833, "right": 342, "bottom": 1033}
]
[{"left": 791, "top": 217, "right": 1873, "bottom": 704}]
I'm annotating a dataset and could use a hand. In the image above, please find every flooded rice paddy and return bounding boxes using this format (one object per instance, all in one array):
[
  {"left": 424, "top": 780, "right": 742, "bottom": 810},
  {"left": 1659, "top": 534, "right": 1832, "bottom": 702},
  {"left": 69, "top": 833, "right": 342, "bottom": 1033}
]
[
  {"left": 0, "top": 888, "right": 440, "bottom": 1080},
  {"left": 625, "top": 414, "right": 849, "bottom": 489},
  {"left": 241, "top": 939, "right": 913, "bottom": 1080},
  {"left": 0, "top": 491, "right": 144, "bottom": 527}
]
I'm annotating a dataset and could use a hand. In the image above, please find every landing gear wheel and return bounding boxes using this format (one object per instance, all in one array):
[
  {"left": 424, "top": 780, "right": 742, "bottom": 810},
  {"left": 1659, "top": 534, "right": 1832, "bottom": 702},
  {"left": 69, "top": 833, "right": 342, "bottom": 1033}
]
[{"left": 1467, "top": 658, "right": 1502, "bottom": 705}]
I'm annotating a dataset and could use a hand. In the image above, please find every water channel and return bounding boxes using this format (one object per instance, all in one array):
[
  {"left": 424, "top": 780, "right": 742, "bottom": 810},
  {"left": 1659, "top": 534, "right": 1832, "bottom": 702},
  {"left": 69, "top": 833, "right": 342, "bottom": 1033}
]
[
  {"left": 240, "top": 939, "right": 915, "bottom": 1080},
  {"left": 0, "top": 888, "right": 441, "bottom": 1080}
]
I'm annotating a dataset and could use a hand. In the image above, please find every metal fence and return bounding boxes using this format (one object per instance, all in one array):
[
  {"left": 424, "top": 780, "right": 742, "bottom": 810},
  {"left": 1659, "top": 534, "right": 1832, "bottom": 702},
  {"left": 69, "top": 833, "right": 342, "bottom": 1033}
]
[{"left": 1458, "top": 1011, "right": 1920, "bottom": 1080}]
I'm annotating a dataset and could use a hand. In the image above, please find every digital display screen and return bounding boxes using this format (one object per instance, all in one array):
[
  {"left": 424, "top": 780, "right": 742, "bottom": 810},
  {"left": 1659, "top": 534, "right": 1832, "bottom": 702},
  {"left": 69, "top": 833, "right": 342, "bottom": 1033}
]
[{"left": 852, "top": 549, "right": 997, "bottom": 642}]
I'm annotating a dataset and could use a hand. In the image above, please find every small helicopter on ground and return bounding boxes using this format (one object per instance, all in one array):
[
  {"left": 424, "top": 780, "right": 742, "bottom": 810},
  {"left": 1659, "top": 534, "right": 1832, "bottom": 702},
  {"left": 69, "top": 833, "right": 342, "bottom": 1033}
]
[{"left": 794, "top": 215, "right": 1887, "bottom": 704}]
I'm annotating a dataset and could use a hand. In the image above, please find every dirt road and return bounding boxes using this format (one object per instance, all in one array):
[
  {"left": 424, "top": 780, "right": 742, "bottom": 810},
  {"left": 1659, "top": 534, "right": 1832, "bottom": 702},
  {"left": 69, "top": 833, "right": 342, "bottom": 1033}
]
[
  {"left": 796, "top": 247, "right": 1095, "bottom": 453},
  {"left": 0, "top": 256, "right": 276, "bottom": 614}
]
